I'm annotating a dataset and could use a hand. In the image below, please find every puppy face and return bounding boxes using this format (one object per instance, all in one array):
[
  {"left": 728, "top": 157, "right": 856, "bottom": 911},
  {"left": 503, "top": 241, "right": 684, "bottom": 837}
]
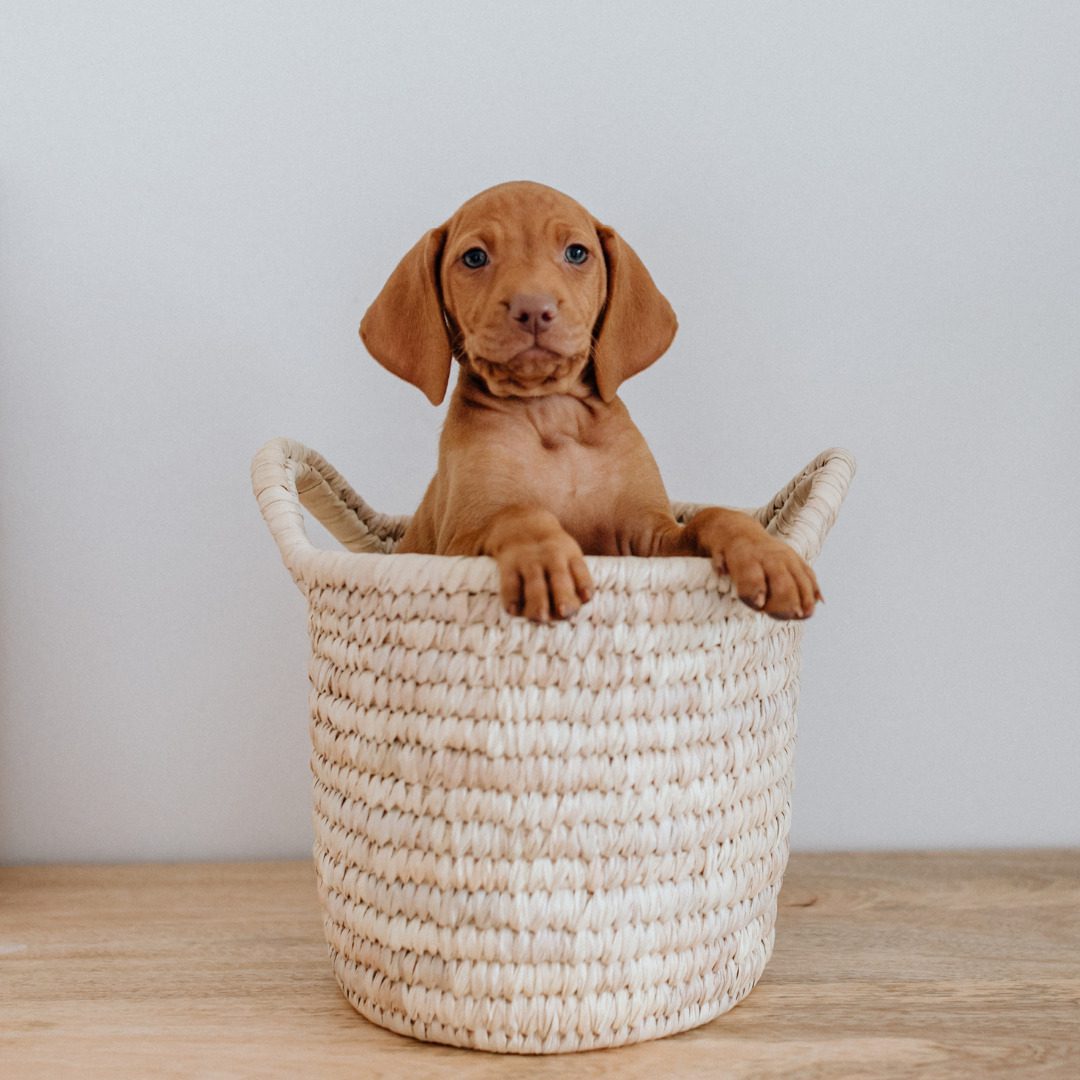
[
  {"left": 440, "top": 183, "right": 607, "bottom": 397},
  {"left": 361, "top": 180, "right": 677, "bottom": 405}
]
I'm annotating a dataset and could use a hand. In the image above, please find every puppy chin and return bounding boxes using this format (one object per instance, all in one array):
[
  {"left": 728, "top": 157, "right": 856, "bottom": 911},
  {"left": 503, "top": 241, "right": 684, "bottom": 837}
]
[{"left": 467, "top": 350, "right": 589, "bottom": 398}]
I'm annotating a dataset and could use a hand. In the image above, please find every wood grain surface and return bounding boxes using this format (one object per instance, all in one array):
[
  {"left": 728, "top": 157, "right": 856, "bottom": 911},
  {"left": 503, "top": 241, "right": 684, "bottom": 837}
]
[{"left": 2, "top": 851, "right": 1077, "bottom": 1078}]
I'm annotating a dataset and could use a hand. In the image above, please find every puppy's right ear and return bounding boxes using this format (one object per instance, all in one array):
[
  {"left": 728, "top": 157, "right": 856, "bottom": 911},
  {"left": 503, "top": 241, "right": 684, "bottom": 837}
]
[{"left": 360, "top": 227, "right": 452, "bottom": 405}]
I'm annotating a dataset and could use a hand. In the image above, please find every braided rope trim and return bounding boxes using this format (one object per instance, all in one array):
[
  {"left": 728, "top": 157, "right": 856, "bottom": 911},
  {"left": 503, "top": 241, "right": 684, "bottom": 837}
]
[{"left": 252, "top": 439, "right": 855, "bottom": 595}]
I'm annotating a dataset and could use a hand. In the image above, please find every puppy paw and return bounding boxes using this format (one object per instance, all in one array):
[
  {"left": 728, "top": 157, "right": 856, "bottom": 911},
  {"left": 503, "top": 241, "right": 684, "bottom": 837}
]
[
  {"left": 497, "top": 537, "right": 593, "bottom": 622},
  {"left": 719, "top": 536, "right": 822, "bottom": 620}
]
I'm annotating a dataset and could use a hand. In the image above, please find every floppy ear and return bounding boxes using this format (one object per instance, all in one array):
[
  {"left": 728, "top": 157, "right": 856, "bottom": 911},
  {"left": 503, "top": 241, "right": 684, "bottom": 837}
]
[
  {"left": 591, "top": 223, "right": 678, "bottom": 402},
  {"left": 360, "top": 227, "right": 452, "bottom": 405}
]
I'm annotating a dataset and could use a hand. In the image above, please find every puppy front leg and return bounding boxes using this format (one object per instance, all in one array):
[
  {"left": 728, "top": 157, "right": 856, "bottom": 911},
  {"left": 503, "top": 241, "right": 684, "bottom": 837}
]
[
  {"left": 477, "top": 506, "right": 594, "bottom": 622},
  {"left": 637, "top": 509, "right": 822, "bottom": 620},
  {"left": 688, "top": 507, "right": 822, "bottom": 619}
]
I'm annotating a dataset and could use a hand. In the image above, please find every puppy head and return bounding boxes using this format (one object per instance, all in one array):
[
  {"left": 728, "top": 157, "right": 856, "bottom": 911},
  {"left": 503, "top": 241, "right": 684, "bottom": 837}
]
[{"left": 360, "top": 181, "right": 677, "bottom": 404}]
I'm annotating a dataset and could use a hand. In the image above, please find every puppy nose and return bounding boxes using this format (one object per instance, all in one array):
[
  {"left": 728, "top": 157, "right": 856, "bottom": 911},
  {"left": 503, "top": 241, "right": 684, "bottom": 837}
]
[{"left": 508, "top": 293, "right": 558, "bottom": 334}]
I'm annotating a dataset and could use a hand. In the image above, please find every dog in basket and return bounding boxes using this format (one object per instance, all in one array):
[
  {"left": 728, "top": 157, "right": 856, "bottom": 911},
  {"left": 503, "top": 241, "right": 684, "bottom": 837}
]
[{"left": 360, "top": 181, "right": 822, "bottom": 624}]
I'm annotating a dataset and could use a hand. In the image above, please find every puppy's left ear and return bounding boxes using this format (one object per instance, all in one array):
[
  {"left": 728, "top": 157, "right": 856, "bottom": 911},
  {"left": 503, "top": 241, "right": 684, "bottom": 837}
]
[
  {"left": 591, "top": 223, "right": 678, "bottom": 402},
  {"left": 360, "top": 226, "right": 452, "bottom": 405}
]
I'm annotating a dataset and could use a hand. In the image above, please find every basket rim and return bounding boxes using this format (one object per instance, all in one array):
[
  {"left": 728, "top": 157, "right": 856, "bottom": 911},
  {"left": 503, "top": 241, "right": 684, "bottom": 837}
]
[{"left": 252, "top": 438, "right": 855, "bottom": 598}]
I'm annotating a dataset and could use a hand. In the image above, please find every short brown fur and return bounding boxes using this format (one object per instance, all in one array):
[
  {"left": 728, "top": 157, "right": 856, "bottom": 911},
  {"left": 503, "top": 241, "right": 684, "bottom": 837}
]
[{"left": 361, "top": 181, "right": 821, "bottom": 622}]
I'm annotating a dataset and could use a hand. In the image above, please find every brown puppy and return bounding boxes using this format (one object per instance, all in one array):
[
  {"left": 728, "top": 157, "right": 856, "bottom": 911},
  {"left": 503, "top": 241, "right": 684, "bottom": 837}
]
[{"left": 361, "top": 181, "right": 822, "bottom": 623}]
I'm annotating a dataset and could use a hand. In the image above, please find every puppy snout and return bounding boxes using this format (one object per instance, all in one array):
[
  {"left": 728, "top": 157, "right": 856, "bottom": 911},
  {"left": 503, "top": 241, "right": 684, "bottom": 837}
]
[{"left": 508, "top": 293, "right": 558, "bottom": 335}]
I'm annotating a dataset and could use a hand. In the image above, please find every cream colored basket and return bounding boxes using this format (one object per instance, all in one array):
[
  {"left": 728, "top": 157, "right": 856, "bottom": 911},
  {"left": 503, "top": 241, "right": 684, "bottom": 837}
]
[{"left": 251, "top": 437, "right": 854, "bottom": 1054}]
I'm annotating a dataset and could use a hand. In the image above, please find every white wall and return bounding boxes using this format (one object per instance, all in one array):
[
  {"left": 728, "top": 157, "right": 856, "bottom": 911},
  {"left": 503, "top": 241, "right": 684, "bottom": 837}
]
[{"left": 2, "top": 1, "right": 1077, "bottom": 863}]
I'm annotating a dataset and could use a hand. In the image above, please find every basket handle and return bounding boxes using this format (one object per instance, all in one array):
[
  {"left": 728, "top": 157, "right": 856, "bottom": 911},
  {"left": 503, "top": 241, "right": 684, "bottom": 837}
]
[
  {"left": 755, "top": 447, "right": 857, "bottom": 562},
  {"left": 251, "top": 438, "right": 403, "bottom": 590}
]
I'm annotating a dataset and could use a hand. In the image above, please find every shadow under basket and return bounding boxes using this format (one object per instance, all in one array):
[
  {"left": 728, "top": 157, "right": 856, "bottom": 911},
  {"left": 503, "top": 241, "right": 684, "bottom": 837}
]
[{"left": 251, "top": 438, "right": 855, "bottom": 1054}]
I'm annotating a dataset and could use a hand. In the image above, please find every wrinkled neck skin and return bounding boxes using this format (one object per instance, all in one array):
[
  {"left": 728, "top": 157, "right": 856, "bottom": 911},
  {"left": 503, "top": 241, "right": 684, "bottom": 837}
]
[{"left": 452, "top": 361, "right": 615, "bottom": 442}]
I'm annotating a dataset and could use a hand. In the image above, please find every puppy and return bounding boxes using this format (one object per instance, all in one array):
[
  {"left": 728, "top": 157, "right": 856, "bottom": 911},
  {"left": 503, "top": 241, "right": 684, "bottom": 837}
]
[{"left": 361, "top": 181, "right": 821, "bottom": 623}]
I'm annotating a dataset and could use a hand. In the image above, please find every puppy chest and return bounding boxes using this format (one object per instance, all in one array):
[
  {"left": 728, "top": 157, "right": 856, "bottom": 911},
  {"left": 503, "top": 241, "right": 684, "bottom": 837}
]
[
  {"left": 519, "top": 437, "right": 632, "bottom": 541},
  {"left": 535, "top": 437, "right": 606, "bottom": 502}
]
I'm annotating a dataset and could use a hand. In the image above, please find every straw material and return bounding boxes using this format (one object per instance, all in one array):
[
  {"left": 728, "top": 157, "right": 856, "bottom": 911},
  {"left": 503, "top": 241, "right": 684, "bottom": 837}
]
[{"left": 252, "top": 438, "right": 854, "bottom": 1053}]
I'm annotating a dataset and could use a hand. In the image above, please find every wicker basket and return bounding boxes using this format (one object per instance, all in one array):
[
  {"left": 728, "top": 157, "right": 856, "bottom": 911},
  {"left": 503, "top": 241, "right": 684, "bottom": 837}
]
[{"left": 251, "top": 437, "right": 854, "bottom": 1054}]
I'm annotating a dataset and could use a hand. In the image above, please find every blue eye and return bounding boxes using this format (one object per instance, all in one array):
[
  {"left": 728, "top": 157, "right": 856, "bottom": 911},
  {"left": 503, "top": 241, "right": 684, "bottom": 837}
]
[
  {"left": 564, "top": 244, "right": 589, "bottom": 265},
  {"left": 462, "top": 248, "right": 488, "bottom": 269}
]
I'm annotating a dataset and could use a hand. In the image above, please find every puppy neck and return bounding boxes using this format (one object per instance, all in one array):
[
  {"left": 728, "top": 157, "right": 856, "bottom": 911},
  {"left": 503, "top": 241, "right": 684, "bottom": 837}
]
[
  {"left": 455, "top": 364, "right": 600, "bottom": 405},
  {"left": 452, "top": 367, "right": 613, "bottom": 436}
]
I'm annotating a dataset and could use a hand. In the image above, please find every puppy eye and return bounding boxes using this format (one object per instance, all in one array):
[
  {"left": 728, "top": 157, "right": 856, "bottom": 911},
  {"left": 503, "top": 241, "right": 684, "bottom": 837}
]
[
  {"left": 564, "top": 244, "right": 589, "bottom": 265},
  {"left": 461, "top": 248, "right": 488, "bottom": 269}
]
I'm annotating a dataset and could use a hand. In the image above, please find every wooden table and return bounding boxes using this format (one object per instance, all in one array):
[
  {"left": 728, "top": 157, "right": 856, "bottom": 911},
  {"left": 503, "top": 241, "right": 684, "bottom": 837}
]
[{"left": 2, "top": 852, "right": 1077, "bottom": 1078}]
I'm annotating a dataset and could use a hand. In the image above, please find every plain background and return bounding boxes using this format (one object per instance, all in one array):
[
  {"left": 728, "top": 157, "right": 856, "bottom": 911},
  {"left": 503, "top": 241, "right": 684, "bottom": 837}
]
[{"left": 2, "top": 1, "right": 1077, "bottom": 864}]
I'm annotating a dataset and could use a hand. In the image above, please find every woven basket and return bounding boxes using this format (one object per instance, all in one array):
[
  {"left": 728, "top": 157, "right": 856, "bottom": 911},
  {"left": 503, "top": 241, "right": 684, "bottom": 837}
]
[{"left": 251, "top": 437, "right": 854, "bottom": 1054}]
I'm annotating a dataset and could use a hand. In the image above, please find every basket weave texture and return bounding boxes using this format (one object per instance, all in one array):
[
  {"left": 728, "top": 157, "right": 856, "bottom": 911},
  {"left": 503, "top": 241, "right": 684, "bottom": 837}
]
[{"left": 252, "top": 438, "right": 854, "bottom": 1054}]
